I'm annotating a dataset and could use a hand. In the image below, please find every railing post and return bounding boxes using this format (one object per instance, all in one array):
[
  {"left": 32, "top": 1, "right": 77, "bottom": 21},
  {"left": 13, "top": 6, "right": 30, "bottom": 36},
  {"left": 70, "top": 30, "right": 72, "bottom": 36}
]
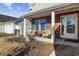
[{"left": 23, "top": 18, "right": 26, "bottom": 38}]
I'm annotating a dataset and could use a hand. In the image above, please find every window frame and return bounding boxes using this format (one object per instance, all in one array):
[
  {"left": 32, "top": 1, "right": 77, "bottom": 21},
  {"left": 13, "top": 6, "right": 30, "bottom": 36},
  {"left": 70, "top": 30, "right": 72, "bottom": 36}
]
[{"left": 31, "top": 19, "right": 48, "bottom": 31}]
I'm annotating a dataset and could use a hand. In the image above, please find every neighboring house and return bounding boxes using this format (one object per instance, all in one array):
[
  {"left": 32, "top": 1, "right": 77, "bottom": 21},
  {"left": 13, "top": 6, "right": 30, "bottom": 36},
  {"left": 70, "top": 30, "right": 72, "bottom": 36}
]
[
  {"left": 0, "top": 14, "right": 23, "bottom": 35},
  {"left": 0, "top": 14, "right": 17, "bottom": 34},
  {"left": 22, "top": 3, "right": 79, "bottom": 42}
]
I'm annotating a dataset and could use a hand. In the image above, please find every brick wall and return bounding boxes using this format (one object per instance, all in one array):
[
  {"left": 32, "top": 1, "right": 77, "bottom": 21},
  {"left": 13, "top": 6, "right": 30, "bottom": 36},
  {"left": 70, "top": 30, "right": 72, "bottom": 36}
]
[{"left": 31, "top": 15, "right": 51, "bottom": 37}]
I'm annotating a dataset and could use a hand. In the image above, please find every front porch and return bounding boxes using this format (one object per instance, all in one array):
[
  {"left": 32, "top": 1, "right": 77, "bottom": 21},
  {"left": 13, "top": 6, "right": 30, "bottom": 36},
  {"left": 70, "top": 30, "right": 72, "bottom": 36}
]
[
  {"left": 23, "top": 4, "right": 79, "bottom": 43},
  {"left": 22, "top": 4, "right": 79, "bottom": 56},
  {"left": 55, "top": 38, "right": 79, "bottom": 47},
  {"left": 54, "top": 39, "right": 79, "bottom": 56}
]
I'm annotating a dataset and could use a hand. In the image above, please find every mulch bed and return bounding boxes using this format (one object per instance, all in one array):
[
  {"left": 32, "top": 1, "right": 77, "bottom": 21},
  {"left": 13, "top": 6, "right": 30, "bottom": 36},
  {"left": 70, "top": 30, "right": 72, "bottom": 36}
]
[
  {"left": 26, "top": 40, "right": 54, "bottom": 56},
  {"left": 0, "top": 37, "right": 25, "bottom": 56},
  {"left": 0, "top": 42, "right": 24, "bottom": 56}
]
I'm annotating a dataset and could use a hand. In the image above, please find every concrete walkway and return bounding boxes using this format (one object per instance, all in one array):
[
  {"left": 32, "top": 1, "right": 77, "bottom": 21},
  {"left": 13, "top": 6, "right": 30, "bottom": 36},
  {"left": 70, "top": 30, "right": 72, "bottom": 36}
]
[
  {"left": 35, "top": 37, "right": 53, "bottom": 44},
  {"left": 49, "top": 51, "right": 56, "bottom": 56}
]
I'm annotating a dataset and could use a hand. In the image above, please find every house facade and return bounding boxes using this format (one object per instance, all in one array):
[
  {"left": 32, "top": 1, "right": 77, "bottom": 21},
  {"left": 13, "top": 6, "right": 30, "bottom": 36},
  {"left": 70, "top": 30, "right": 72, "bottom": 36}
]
[{"left": 22, "top": 3, "right": 79, "bottom": 42}]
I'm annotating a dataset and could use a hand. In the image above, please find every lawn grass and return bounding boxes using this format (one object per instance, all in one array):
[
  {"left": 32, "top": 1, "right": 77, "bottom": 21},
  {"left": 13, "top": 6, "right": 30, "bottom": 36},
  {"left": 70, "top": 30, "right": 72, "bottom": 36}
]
[{"left": 26, "top": 40, "right": 54, "bottom": 56}]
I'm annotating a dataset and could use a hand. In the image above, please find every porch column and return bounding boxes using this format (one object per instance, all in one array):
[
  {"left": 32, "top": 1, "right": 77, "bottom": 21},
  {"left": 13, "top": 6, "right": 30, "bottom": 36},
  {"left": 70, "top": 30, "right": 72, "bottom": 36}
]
[
  {"left": 51, "top": 11, "right": 56, "bottom": 56},
  {"left": 23, "top": 18, "right": 26, "bottom": 38},
  {"left": 51, "top": 11, "right": 55, "bottom": 43},
  {"left": 39, "top": 24, "right": 41, "bottom": 31}
]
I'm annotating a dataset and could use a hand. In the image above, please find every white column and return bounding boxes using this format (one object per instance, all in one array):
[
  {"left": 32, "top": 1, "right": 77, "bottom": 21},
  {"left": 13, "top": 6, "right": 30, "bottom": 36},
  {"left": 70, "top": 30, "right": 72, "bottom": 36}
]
[
  {"left": 51, "top": 11, "right": 56, "bottom": 56},
  {"left": 23, "top": 18, "right": 26, "bottom": 38},
  {"left": 51, "top": 11, "right": 55, "bottom": 43},
  {"left": 39, "top": 24, "right": 41, "bottom": 31},
  {"left": 39, "top": 20, "right": 41, "bottom": 31}
]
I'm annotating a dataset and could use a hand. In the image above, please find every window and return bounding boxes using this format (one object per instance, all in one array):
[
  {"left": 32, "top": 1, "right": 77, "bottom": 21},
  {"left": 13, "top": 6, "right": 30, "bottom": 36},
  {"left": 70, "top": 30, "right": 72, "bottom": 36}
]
[
  {"left": 35, "top": 20, "right": 40, "bottom": 31},
  {"left": 32, "top": 25, "right": 36, "bottom": 30},
  {"left": 61, "top": 17, "right": 65, "bottom": 35},
  {"left": 41, "top": 20, "right": 46, "bottom": 30},
  {"left": 41, "top": 19, "right": 48, "bottom": 30},
  {"left": 32, "top": 20, "right": 35, "bottom": 25},
  {"left": 32, "top": 19, "right": 48, "bottom": 31},
  {"left": 32, "top": 20, "right": 36, "bottom": 30},
  {"left": 36, "top": 25, "right": 39, "bottom": 30},
  {"left": 45, "top": 20, "right": 49, "bottom": 30},
  {"left": 67, "top": 16, "right": 75, "bottom": 33},
  {"left": 41, "top": 24, "right": 45, "bottom": 30}
]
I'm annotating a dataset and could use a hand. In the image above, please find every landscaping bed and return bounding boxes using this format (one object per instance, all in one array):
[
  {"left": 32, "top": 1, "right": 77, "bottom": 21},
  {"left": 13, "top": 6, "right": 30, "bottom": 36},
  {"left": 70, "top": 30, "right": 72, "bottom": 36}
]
[
  {"left": 0, "top": 37, "right": 25, "bottom": 56},
  {"left": 26, "top": 40, "right": 54, "bottom": 56},
  {"left": 0, "top": 34, "right": 15, "bottom": 38},
  {"left": 0, "top": 34, "right": 16, "bottom": 42},
  {"left": 0, "top": 42, "right": 24, "bottom": 56}
]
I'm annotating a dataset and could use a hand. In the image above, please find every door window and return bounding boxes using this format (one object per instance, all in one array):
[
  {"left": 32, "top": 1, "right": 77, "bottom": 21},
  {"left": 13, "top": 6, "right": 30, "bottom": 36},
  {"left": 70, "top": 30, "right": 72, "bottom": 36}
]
[
  {"left": 61, "top": 17, "right": 65, "bottom": 35},
  {"left": 66, "top": 16, "right": 75, "bottom": 33}
]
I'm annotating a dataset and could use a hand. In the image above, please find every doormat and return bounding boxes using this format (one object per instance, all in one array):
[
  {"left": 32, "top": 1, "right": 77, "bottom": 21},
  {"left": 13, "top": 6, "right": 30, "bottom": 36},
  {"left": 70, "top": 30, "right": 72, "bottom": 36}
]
[{"left": 64, "top": 39, "right": 79, "bottom": 43}]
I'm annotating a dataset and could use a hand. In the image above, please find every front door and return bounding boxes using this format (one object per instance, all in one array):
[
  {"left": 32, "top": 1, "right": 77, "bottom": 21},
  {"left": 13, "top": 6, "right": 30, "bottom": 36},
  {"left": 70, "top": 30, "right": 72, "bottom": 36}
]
[{"left": 60, "top": 14, "right": 78, "bottom": 39}]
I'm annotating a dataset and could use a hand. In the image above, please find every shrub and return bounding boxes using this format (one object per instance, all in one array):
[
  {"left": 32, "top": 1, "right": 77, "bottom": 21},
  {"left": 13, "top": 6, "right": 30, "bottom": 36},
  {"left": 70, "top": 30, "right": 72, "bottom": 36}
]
[
  {"left": 6, "top": 37, "right": 25, "bottom": 43},
  {"left": 47, "top": 34, "right": 51, "bottom": 38},
  {"left": 0, "top": 34, "right": 15, "bottom": 38},
  {"left": 28, "top": 35, "right": 35, "bottom": 41},
  {"left": 44, "top": 34, "right": 51, "bottom": 39}
]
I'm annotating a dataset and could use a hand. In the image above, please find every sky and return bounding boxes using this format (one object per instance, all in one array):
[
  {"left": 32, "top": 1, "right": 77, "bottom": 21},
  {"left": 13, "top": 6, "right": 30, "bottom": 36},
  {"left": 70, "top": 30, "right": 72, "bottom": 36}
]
[{"left": 0, "top": 3, "right": 30, "bottom": 18}]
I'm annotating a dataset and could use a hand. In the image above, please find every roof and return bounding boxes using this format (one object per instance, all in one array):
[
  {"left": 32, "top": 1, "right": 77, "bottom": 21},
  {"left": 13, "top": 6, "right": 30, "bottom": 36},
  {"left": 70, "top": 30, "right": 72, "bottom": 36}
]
[
  {"left": 0, "top": 14, "right": 18, "bottom": 22},
  {"left": 15, "top": 18, "right": 23, "bottom": 25},
  {"left": 21, "top": 3, "right": 70, "bottom": 18},
  {"left": 21, "top": 3, "right": 79, "bottom": 18}
]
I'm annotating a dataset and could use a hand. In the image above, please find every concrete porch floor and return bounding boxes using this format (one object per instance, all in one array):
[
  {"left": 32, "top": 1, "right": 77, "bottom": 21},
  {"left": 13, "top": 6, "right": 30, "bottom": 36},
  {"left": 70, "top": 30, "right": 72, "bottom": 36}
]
[
  {"left": 54, "top": 39, "right": 79, "bottom": 47},
  {"left": 54, "top": 39, "right": 79, "bottom": 56}
]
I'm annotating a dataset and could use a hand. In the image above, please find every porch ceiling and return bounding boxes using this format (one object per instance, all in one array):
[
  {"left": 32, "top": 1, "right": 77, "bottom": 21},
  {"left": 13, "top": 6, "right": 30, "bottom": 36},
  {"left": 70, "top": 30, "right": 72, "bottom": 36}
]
[
  {"left": 0, "top": 14, "right": 18, "bottom": 22},
  {"left": 22, "top": 3, "right": 79, "bottom": 19},
  {"left": 25, "top": 11, "right": 51, "bottom": 19}
]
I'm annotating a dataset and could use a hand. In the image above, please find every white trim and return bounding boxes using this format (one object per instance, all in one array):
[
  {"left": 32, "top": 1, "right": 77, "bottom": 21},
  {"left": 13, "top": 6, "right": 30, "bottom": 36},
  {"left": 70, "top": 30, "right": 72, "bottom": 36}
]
[
  {"left": 39, "top": 24, "right": 41, "bottom": 31},
  {"left": 51, "top": 11, "right": 55, "bottom": 43}
]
